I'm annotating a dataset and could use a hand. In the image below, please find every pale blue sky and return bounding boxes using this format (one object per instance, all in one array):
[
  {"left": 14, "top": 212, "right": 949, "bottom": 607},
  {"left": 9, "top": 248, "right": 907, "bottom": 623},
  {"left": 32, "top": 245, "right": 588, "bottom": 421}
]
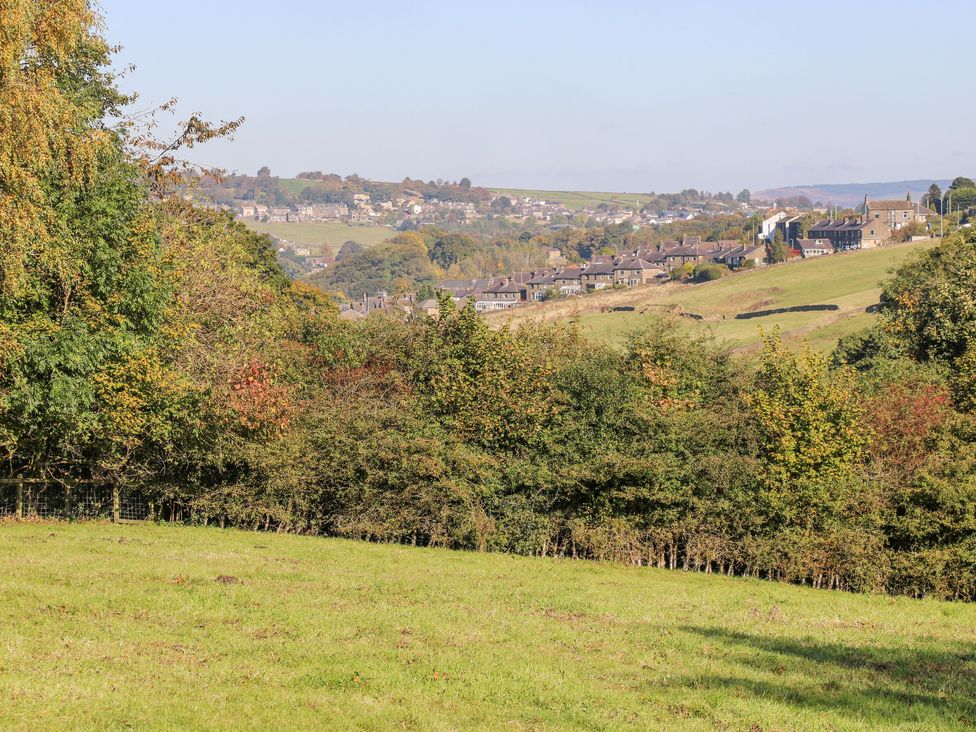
[{"left": 100, "top": 0, "right": 974, "bottom": 192}]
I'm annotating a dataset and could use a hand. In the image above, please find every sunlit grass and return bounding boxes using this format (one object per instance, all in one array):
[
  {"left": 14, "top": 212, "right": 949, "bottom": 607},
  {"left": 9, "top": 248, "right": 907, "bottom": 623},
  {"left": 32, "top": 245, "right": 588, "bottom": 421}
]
[
  {"left": 1, "top": 521, "right": 973, "bottom": 730},
  {"left": 242, "top": 220, "right": 393, "bottom": 254},
  {"left": 490, "top": 187, "right": 656, "bottom": 210}
]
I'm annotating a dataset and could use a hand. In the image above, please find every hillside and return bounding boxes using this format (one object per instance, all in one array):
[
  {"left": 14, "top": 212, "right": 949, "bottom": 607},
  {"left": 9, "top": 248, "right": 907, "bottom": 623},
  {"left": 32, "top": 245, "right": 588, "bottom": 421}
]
[
  {"left": 755, "top": 179, "right": 950, "bottom": 208},
  {"left": 485, "top": 241, "right": 937, "bottom": 352},
  {"left": 241, "top": 220, "right": 393, "bottom": 254},
  {"left": 2, "top": 522, "right": 974, "bottom": 731},
  {"left": 490, "top": 187, "right": 656, "bottom": 210}
]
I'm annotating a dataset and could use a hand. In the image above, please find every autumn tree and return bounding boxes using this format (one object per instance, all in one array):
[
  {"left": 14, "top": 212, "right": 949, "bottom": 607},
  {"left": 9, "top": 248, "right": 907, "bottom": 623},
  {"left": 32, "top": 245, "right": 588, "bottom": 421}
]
[
  {"left": 0, "top": 0, "right": 181, "bottom": 481},
  {"left": 881, "top": 228, "right": 976, "bottom": 363},
  {"left": 410, "top": 299, "right": 556, "bottom": 452},
  {"left": 748, "top": 335, "right": 868, "bottom": 526}
]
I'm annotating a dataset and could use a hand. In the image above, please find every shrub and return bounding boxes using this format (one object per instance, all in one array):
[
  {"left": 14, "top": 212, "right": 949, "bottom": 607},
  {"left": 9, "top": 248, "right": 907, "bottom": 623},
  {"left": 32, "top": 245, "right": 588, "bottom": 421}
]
[{"left": 693, "top": 263, "right": 727, "bottom": 282}]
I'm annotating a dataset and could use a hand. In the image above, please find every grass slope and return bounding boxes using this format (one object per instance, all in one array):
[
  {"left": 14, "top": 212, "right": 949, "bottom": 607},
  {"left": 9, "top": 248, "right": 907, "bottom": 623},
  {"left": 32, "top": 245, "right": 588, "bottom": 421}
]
[
  {"left": 242, "top": 220, "right": 393, "bottom": 255},
  {"left": 488, "top": 241, "right": 935, "bottom": 353},
  {"left": 1, "top": 521, "right": 974, "bottom": 730},
  {"left": 491, "top": 188, "right": 655, "bottom": 210}
]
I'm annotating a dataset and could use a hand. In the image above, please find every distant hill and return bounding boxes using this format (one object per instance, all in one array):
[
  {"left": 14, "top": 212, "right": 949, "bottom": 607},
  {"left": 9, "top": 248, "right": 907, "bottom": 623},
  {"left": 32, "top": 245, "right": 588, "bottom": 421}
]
[{"left": 755, "top": 179, "right": 951, "bottom": 208}]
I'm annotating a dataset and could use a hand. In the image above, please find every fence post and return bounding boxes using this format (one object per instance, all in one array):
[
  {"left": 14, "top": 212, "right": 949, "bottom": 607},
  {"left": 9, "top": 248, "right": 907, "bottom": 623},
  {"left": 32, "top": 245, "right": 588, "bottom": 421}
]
[
  {"left": 112, "top": 485, "right": 120, "bottom": 523},
  {"left": 15, "top": 481, "right": 23, "bottom": 519}
]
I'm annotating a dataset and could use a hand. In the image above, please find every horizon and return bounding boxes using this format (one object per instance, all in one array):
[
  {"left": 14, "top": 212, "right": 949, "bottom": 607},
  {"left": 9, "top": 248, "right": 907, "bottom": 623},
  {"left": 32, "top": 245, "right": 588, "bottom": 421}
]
[{"left": 101, "top": 0, "right": 975, "bottom": 193}]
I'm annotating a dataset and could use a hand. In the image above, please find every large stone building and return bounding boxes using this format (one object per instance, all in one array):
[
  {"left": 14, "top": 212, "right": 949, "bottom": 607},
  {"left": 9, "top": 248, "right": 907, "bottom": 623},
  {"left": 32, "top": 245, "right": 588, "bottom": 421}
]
[{"left": 864, "top": 194, "right": 933, "bottom": 230}]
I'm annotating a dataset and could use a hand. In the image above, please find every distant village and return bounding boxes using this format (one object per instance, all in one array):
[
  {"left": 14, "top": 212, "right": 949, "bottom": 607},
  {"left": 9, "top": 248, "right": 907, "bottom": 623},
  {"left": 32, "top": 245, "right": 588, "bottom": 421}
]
[
  {"left": 235, "top": 194, "right": 711, "bottom": 231},
  {"left": 333, "top": 193, "right": 937, "bottom": 319}
]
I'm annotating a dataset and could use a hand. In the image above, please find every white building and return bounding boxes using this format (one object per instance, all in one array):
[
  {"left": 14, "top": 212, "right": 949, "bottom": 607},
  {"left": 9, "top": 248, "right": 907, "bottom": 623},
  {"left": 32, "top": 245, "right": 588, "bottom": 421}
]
[
  {"left": 796, "top": 238, "right": 832, "bottom": 258},
  {"left": 760, "top": 211, "right": 788, "bottom": 240}
]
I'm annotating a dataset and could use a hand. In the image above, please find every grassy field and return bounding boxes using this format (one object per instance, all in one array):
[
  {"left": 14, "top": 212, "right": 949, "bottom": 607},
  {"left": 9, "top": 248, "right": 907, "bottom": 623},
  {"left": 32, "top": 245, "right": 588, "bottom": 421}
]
[
  {"left": 491, "top": 188, "right": 655, "bottom": 210},
  {"left": 243, "top": 220, "right": 393, "bottom": 254},
  {"left": 488, "top": 241, "right": 936, "bottom": 353},
  {"left": 276, "top": 177, "right": 326, "bottom": 196},
  {"left": 1, "top": 521, "right": 974, "bottom": 730}
]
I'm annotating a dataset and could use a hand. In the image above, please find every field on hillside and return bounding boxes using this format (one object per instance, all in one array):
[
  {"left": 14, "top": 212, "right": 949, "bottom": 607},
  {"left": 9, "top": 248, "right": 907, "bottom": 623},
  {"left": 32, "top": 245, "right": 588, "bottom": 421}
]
[
  {"left": 274, "top": 177, "right": 338, "bottom": 196},
  {"left": 488, "top": 241, "right": 935, "bottom": 353},
  {"left": 242, "top": 220, "right": 393, "bottom": 254},
  {"left": 491, "top": 187, "right": 655, "bottom": 210},
  {"left": 1, "top": 522, "right": 974, "bottom": 730}
]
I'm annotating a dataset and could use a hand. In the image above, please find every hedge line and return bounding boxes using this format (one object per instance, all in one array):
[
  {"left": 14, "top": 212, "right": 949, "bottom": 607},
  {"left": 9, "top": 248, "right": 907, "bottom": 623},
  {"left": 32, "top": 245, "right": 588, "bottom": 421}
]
[{"left": 735, "top": 304, "right": 840, "bottom": 320}]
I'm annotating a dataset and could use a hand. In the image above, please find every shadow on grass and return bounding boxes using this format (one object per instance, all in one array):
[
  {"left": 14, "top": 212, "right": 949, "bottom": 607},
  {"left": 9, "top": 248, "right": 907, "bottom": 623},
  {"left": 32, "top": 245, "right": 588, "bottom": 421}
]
[{"left": 683, "top": 626, "right": 976, "bottom": 727}]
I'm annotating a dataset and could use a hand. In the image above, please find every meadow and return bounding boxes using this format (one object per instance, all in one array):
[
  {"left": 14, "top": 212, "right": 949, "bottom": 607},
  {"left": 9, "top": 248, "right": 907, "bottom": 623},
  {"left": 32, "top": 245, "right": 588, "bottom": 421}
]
[
  {"left": 491, "top": 188, "right": 656, "bottom": 210},
  {"left": 488, "top": 241, "right": 936, "bottom": 352},
  {"left": 242, "top": 220, "right": 393, "bottom": 254},
  {"left": 0, "top": 521, "right": 973, "bottom": 730}
]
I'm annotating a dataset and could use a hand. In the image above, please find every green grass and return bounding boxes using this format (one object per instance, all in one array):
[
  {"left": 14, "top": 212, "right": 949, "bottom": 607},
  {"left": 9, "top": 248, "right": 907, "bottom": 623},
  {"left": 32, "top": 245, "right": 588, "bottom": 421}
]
[
  {"left": 276, "top": 177, "right": 324, "bottom": 196},
  {"left": 493, "top": 242, "right": 936, "bottom": 353},
  {"left": 242, "top": 220, "right": 393, "bottom": 255},
  {"left": 1, "top": 521, "right": 974, "bottom": 730},
  {"left": 491, "top": 188, "right": 656, "bottom": 210}
]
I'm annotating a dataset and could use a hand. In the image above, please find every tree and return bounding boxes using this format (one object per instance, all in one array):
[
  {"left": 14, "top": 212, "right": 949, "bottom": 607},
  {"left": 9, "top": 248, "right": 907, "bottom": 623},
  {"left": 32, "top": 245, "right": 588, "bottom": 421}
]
[
  {"left": 927, "top": 183, "right": 943, "bottom": 213},
  {"left": 949, "top": 176, "right": 975, "bottom": 191},
  {"left": 0, "top": 0, "right": 180, "bottom": 483},
  {"left": 693, "top": 263, "right": 726, "bottom": 282},
  {"left": 411, "top": 300, "right": 556, "bottom": 452},
  {"left": 736, "top": 189, "right": 751, "bottom": 204},
  {"left": 336, "top": 240, "right": 365, "bottom": 261},
  {"left": 459, "top": 177, "right": 472, "bottom": 189},
  {"left": 257, "top": 166, "right": 272, "bottom": 178},
  {"left": 768, "top": 238, "right": 789, "bottom": 263},
  {"left": 948, "top": 187, "right": 976, "bottom": 211},
  {"left": 314, "top": 235, "right": 434, "bottom": 298},
  {"left": 429, "top": 234, "right": 476, "bottom": 269},
  {"left": 880, "top": 229, "right": 976, "bottom": 363},
  {"left": 748, "top": 336, "right": 868, "bottom": 527}
]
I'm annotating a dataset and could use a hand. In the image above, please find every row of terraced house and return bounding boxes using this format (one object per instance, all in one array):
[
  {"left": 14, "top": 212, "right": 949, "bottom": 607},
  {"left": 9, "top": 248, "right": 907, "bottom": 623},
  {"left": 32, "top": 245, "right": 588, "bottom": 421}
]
[{"left": 437, "top": 237, "right": 768, "bottom": 312}]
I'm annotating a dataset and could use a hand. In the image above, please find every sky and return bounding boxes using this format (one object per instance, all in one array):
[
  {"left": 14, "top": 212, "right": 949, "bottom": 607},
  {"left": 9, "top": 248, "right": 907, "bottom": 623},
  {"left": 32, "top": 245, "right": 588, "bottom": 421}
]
[{"left": 100, "top": 0, "right": 975, "bottom": 193}]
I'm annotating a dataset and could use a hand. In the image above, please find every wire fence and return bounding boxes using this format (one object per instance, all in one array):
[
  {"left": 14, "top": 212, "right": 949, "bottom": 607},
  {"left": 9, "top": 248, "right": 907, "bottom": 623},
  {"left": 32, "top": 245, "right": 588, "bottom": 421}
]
[
  {"left": 0, "top": 485, "right": 16, "bottom": 518},
  {"left": 0, "top": 482, "right": 154, "bottom": 523}
]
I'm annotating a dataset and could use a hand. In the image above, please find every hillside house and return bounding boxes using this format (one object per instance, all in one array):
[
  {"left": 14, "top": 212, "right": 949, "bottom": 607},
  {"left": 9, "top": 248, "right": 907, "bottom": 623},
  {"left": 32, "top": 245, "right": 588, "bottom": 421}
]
[
  {"left": 718, "top": 243, "right": 767, "bottom": 268},
  {"left": 796, "top": 239, "right": 831, "bottom": 258},
  {"left": 808, "top": 219, "right": 890, "bottom": 250},
  {"left": 475, "top": 280, "right": 525, "bottom": 311},
  {"left": 417, "top": 298, "right": 440, "bottom": 316},
  {"left": 580, "top": 262, "right": 616, "bottom": 291},
  {"left": 864, "top": 194, "right": 933, "bottom": 230},
  {"left": 663, "top": 244, "right": 707, "bottom": 269},
  {"left": 524, "top": 272, "right": 557, "bottom": 300},
  {"left": 436, "top": 278, "right": 495, "bottom": 301},
  {"left": 760, "top": 211, "right": 788, "bottom": 240},
  {"left": 613, "top": 258, "right": 663, "bottom": 286},
  {"left": 547, "top": 248, "right": 567, "bottom": 265},
  {"left": 774, "top": 215, "right": 804, "bottom": 245},
  {"left": 313, "top": 203, "right": 349, "bottom": 220},
  {"left": 553, "top": 267, "right": 584, "bottom": 295}
]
